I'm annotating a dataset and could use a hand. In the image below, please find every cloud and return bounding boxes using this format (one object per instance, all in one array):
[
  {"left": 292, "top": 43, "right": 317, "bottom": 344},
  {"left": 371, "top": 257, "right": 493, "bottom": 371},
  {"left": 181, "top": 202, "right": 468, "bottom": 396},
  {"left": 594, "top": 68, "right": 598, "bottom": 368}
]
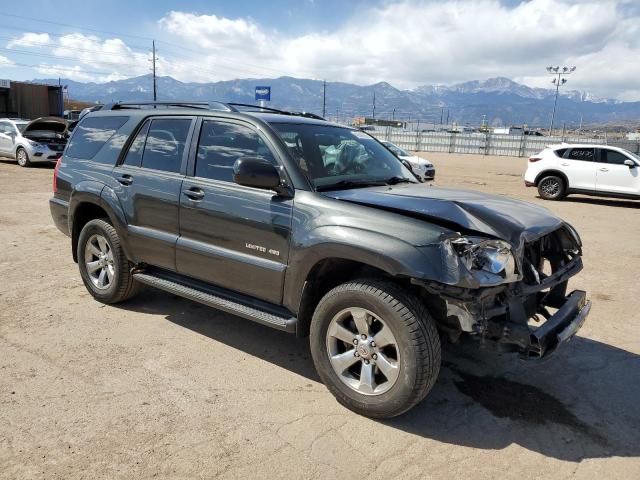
[
  {"left": 0, "top": 55, "right": 15, "bottom": 67},
  {"left": 7, "top": 32, "right": 51, "bottom": 48},
  {"left": 3, "top": 1, "right": 639, "bottom": 100},
  {"left": 157, "top": 1, "right": 640, "bottom": 100}
]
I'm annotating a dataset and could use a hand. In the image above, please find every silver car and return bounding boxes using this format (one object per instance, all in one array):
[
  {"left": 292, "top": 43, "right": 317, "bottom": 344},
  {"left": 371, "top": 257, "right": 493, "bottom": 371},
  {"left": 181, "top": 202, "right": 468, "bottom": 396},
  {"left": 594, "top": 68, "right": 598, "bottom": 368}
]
[{"left": 0, "top": 117, "right": 67, "bottom": 167}]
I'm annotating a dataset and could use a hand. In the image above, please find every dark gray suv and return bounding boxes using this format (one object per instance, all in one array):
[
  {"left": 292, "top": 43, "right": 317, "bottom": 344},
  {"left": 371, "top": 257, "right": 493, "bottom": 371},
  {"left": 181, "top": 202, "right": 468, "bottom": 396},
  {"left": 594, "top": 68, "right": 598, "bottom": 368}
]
[{"left": 50, "top": 101, "right": 590, "bottom": 418}]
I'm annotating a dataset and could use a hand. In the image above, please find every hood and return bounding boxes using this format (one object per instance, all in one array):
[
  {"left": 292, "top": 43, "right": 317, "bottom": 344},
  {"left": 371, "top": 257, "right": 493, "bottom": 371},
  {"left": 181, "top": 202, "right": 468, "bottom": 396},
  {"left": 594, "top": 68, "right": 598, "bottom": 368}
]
[
  {"left": 324, "top": 184, "right": 564, "bottom": 251},
  {"left": 23, "top": 117, "right": 67, "bottom": 135}
]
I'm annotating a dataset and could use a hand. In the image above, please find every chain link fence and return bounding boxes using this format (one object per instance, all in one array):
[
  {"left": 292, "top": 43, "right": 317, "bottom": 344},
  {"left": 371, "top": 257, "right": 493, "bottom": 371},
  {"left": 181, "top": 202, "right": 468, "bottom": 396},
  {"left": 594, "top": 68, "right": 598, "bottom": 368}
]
[{"left": 370, "top": 129, "right": 640, "bottom": 157}]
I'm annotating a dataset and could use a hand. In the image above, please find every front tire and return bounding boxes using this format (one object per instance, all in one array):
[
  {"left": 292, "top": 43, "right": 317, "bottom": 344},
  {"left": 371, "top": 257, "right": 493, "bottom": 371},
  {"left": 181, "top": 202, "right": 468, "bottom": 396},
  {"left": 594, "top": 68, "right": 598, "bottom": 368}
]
[
  {"left": 16, "top": 147, "right": 30, "bottom": 167},
  {"left": 77, "top": 219, "right": 140, "bottom": 304},
  {"left": 310, "top": 279, "right": 441, "bottom": 418},
  {"left": 537, "top": 175, "right": 566, "bottom": 200}
]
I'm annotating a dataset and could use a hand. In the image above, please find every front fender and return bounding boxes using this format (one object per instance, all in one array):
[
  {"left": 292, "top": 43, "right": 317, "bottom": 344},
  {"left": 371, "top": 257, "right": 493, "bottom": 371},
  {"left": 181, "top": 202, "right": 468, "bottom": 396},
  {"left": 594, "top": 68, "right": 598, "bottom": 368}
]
[{"left": 283, "top": 225, "right": 443, "bottom": 312}]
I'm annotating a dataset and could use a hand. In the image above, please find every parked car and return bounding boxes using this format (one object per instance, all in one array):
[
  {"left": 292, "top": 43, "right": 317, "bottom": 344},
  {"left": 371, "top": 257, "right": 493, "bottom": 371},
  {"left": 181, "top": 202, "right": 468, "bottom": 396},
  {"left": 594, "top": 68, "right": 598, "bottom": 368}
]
[
  {"left": 525, "top": 144, "right": 640, "bottom": 200},
  {"left": 50, "top": 101, "right": 590, "bottom": 418},
  {"left": 381, "top": 140, "right": 435, "bottom": 180},
  {"left": 0, "top": 117, "right": 68, "bottom": 167}
]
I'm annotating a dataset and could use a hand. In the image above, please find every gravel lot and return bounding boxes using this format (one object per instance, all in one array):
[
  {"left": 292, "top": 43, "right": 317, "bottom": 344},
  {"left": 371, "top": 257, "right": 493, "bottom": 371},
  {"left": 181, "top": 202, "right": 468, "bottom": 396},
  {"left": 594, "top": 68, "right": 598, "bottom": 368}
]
[{"left": 1, "top": 153, "right": 639, "bottom": 479}]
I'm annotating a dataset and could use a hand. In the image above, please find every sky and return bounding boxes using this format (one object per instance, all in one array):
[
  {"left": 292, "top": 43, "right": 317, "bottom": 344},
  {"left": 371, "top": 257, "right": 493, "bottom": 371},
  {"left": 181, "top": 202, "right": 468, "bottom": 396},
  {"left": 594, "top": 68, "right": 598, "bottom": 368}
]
[{"left": 0, "top": 0, "right": 639, "bottom": 100}]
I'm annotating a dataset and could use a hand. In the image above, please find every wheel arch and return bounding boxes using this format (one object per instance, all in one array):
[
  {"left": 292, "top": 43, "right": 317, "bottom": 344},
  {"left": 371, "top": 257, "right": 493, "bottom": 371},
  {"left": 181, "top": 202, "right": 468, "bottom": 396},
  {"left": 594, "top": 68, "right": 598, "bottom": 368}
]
[
  {"left": 534, "top": 169, "right": 570, "bottom": 189},
  {"left": 69, "top": 183, "right": 130, "bottom": 263},
  {"left": 293, "top": 257, "right": 412, "bottom": 338}
]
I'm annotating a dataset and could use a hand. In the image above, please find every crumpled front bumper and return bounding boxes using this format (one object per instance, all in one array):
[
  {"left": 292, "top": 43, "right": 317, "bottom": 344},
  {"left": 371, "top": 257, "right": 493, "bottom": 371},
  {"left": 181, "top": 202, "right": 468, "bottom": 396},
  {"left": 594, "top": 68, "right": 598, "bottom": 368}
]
[{"left": 527, "top": 290, "right": 591, "bottom": 358}]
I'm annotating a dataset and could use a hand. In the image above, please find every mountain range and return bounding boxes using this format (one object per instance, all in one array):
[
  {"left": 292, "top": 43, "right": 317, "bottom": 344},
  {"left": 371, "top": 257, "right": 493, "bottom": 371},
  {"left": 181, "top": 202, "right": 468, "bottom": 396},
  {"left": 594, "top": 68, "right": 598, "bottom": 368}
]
[{"left": 35, "top": 74, "right": 640, "bottom": 127}]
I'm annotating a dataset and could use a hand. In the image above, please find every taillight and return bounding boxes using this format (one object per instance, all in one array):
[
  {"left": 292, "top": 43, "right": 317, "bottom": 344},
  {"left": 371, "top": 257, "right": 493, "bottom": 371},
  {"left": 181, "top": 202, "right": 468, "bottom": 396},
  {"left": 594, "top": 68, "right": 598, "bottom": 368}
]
[
  {"left": 53, "top": 157, "right": 62, "bottom": 192},
  {"left": 528, "top": 156, "right": 542, "bottom": 162}
]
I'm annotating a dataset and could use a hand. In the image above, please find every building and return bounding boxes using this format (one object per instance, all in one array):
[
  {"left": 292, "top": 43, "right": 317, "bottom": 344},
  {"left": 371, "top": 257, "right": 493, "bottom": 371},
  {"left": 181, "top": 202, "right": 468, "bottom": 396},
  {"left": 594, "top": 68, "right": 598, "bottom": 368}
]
[{"left": 0, "top": 79, "right": 64, "bottom": 119}]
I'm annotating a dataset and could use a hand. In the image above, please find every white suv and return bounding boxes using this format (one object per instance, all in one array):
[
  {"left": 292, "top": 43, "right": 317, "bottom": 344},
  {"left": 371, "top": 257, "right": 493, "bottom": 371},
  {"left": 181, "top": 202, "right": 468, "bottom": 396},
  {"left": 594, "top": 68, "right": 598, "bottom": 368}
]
[{"left": 524, "top": 144, "right": 640, "bottom": 200}]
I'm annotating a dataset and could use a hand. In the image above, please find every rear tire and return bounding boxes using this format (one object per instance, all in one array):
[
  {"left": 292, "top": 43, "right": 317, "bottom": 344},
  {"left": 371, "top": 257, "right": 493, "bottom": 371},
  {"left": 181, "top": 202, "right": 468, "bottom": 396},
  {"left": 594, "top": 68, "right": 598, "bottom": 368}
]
[
  {"left": 310, "top": 279, "right": 441, "bottom": 418},
  {"left": 537, "top": 175, "right": 566, "bottom": 200},
  {"left": 16, "top": 147, "right": 30, "bottom": 167},
  {"left": 77, "top": 218, "right": 140, "bottom": 304}
]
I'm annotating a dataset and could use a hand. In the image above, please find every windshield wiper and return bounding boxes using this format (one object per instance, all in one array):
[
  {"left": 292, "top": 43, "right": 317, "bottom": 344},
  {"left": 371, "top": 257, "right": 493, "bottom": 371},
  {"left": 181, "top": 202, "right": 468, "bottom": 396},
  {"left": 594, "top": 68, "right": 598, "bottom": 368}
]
[
  {"left": 384, "top": 176, "right": 417, "bottom": 185},
  {"left": 316, "top": 179, "right": 387, "bottom": 192}
]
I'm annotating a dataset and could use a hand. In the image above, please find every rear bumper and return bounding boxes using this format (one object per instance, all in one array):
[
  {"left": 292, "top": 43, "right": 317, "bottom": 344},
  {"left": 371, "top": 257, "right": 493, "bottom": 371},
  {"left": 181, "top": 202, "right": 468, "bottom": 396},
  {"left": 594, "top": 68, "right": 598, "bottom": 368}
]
[{"left": 49, "top": 197, "right": 70, "bottom": 236}]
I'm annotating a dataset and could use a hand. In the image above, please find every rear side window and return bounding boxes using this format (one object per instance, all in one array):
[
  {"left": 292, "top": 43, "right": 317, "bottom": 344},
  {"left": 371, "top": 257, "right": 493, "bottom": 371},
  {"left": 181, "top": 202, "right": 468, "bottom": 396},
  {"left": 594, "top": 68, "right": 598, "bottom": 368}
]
[
  {"left": 140, "top": 118, "right": 192, "bottom": 173},
  {"left": 122, "top": 120, "right": 150, "bottom": 167},
  {"left": 567, "top": 148, "right": 594, "bottom": 162},
  {"left": 195, "top": 120, "right": 275, "bottom": 182},
  {"left": 66, "top": 116, "right": 128, "bottom": 159},
  {"left": 554, "top": 148, "right": 567, "bottom": 157},
  {"left": 600, "top": 149, "right": 629, "bottom": 165}
]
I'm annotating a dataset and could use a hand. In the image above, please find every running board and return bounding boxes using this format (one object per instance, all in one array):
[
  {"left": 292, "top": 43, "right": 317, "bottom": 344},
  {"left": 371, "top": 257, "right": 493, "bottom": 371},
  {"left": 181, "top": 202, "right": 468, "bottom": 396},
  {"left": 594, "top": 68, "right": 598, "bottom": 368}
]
[{"left": 133, "top": 272, "right": 297, "bottom": 333}]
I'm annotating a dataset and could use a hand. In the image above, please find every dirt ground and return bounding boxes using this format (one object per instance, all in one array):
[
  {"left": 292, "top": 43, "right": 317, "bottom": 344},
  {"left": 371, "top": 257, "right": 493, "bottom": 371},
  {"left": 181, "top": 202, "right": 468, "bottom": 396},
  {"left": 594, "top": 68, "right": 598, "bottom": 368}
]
[{"left": 1, "top": 153, "right": 639, "bottom": 479}]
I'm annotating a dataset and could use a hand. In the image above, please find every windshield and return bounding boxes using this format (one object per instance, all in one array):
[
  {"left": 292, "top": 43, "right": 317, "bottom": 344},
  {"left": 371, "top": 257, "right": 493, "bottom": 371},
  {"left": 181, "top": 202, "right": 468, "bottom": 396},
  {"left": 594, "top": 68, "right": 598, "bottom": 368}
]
[
  {"left": 384, "top": 142, "right": 409, "bottom": 157},
  {"left": 271, "top": 123, "right": 416, "bottom": 190}
]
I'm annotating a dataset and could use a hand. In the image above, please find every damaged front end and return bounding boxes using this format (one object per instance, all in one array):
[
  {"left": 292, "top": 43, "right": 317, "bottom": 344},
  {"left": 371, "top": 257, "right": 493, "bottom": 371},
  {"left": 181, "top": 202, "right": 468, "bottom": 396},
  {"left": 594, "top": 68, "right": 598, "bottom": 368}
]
[{"left": 415, "top": 225, "right": 591, "bottom": 359}]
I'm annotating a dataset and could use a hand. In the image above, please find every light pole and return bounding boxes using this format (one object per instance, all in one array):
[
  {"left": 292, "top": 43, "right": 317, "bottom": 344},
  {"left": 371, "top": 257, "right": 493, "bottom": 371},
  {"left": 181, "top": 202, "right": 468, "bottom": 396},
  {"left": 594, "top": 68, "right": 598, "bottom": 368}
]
[{"left": 547, "top": 65, "right": 575, "bottom": 136}]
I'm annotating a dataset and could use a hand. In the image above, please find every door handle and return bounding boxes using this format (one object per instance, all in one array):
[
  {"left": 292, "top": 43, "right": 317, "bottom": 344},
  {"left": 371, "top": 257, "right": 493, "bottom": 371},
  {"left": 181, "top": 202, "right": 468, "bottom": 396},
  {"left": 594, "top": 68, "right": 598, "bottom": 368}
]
[
  {"left": 561, "top": 162, "right": 569, "bottom": 166},
  {"left": 183, "top": 187, "right": 205, "bottom": 201},
  {"left": 117, "top": 174, "right": 133, "bottom": 185},
  {"left": 599, "top": 168, "right": 609, "bottom": 172}
]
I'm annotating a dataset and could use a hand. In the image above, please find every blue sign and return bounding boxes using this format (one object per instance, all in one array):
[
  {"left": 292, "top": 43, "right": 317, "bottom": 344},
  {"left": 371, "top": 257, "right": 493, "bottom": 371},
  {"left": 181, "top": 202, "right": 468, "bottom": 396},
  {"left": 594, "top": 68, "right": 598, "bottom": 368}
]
[{"left": 255, "top": 86, "right": 271, "bottom": 101}]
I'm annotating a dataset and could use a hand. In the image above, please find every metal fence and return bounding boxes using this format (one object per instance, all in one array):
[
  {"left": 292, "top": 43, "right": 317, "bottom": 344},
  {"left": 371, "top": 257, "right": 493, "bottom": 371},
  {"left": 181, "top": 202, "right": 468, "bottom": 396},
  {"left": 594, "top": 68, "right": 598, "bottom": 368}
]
[{"left": 370, "top": 129, "right": 640, "bottom": 157}]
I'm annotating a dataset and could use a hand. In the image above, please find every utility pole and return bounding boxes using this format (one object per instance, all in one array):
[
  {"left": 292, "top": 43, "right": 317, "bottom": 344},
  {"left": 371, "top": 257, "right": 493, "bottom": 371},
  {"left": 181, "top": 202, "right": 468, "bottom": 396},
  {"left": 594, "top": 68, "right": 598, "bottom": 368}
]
[
  {"left": 322, "top": 80, "right": 326, "bottom": 118},
  {"left": 546, "top": 65, "right": 575, "bottom": 136},
  {"left": 372, "top": 90, "right": 376, "bottom": 120},
  {"left": 151, "top": 40, "right": 158, "bottom": 101}
]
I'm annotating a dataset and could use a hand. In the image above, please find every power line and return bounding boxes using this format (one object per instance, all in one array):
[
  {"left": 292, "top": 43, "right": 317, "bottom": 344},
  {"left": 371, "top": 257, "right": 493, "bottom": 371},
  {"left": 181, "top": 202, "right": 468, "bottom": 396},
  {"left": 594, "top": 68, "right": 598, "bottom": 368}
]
[
  {"left": 0, "top": 13, "right": 156, "bottom": 42},
  {"left": 9, "top": 61, "right": 114, "bottom": 76},
  {"left": 0, "top": 33, "right": 314, "bottom": 81},
  {"left": 0, "top": 17, "right": 320, "bottom": 80}
]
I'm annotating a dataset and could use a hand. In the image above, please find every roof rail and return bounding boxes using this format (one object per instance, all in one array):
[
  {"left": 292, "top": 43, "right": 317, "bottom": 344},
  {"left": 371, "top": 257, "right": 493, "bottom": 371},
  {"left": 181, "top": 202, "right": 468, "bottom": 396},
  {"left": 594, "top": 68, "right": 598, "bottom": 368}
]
[
  {"left": 104, "top": 101, "right": 235, "bottom": 111},
  {"left": 101, "top": 100, "right": 325, "bottom": 120},
  {"left": 227, "top": 103, "right": 325, "bottom": 120}
]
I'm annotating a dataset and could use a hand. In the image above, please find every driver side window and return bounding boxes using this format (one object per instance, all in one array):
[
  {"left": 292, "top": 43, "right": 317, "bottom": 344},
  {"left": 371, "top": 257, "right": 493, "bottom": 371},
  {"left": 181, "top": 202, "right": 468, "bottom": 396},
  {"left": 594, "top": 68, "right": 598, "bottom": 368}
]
[
  {"left": 195, "top": 120, "right": 276, "bottom": 182},
  {"left": 600, "top": 149, "right": 630, "bottom": 165}
]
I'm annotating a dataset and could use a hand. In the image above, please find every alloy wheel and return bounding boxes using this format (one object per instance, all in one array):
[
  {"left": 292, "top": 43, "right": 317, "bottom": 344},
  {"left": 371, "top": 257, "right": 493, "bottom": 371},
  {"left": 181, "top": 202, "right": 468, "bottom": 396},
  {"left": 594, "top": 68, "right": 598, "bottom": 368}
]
[
  {"left": 540, "top": 178, "right": 561, "bottom": 197},
  {"left": 16, "top": 149, "right": 27, "bottom": 166},
  {"left": 325, "top": 307, "right": 400, "bottom": 395},
  {"left": 84, "top": 234, "right": 115, "bottom": 290}
]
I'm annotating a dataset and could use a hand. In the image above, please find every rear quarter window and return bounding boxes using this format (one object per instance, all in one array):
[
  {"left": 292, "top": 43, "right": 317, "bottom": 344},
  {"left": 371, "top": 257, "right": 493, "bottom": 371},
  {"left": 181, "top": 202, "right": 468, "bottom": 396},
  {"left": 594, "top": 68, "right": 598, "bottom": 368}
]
[
  {"left": 554, "top": 148, "right": 568, "bottom": 157},
  {"left": 66, "top": 116, "right": 129, "bottom": 160}
]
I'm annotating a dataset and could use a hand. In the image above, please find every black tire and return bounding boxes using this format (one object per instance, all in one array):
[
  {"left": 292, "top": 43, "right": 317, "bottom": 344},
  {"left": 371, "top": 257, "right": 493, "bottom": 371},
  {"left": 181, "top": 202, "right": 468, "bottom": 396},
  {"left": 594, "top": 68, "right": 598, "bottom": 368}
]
[
  {"left": 537, "top": 175, "right": 566, "bottom": 200},
  {"left": 310, "top": 279, "right": 441, "bottom": 418},
  {"left": 77, "top": 218, "right": 140, "bottom": 304},
  {"left": 16, "top": 147, "right": 30, "bottom": 167}
]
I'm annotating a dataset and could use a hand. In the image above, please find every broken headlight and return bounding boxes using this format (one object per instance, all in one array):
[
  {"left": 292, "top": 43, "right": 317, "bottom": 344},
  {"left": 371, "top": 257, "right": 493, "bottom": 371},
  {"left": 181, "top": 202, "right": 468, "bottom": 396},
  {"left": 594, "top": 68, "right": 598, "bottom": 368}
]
[{"left": 449, "top": 237, "right": 518, "bottom": 285}]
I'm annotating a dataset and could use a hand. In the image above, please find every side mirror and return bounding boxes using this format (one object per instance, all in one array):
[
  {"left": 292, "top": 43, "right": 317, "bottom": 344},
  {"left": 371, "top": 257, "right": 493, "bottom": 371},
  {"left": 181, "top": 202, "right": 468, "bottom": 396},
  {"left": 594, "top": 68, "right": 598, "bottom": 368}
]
[
  {"left": 233, "top": 157, "right": 291, "bottom": 196},
  {"left": 624, "top": 159, "right": 636, "bottom": 168}
]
